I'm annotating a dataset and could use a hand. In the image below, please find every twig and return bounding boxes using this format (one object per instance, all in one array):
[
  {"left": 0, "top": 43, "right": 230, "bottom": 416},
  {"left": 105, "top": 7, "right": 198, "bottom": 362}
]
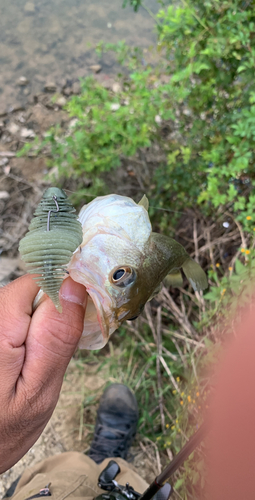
[
  {"left": 193, "top": 219, "right": 199, "bottom": 261},
  {"left": 125, "top": 324, "right": 152, "bottom": 354},
  {"left": 159, "top": 355, "right": 180, "bottom": 395},
  {"left": 162, "top": 328, "right": 205, "bottom": 347},
  {"left": 225, "top": 210, "right": 247, "bottom": 249},
  {"left": 190, "top": 355, "right": 199, "bottom": 385},
  {"left": 0, "top": 151, "right": 16, "bottom": 157},
  {"left": 141, "top": 2, "right": 160, "bottom": 24},
  {"left": 142, "top": 437, "right": 162, "bottom": 475},
  {"left": 156, "top": 306, "right": 166, "bottom": 433},
  {"left": 134, "top": 359, "right": 154, "bottom": 391},
  {"left": 171, "top": 337, "right": 188, "bottom": 368},
  {"left": 139, "top": 405, "right": 160, "bottom": 431},
  {"left": 173, "top": 486, "right": 183, "bottom": 499},
  {"left": 160, "top": 287, "right": 198, "bottom": 338},
  {"left": 145, "top": 303, "right": 157, "bottom": 342},
  {"left": 162, "top": 345, "right": 178, "bottom": 362},
  {"left": 139, "top": 441, "right": 159, "bottom": 476}
]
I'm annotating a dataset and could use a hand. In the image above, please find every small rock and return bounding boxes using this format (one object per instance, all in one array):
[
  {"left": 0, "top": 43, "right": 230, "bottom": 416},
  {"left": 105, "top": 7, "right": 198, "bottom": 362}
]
[
  {"left": 58, "top": 78, "right": 67, "bottom": 90},
  {"left": 6, "top": 122, "right": 20, "bottom": 135},
  {"left": 3, "top": 165, "right": 11, "bottom": 175},
  {"left": 107, "top": 23, "right": 112, "bottom": 28},
  {"left": 89, "top": 64, "right": 102, "bottom": 74},
  {"left": 110, "top": 103, "right": 120, "bottom": 111},
  {"left": 0, "top": 158, "right": 9, "bottom": 167},
  {"left": 23, "top": 88, "right": 30, "bottom": 96},
  {"left": 55, "top": 96, "right": 67, "bottom": 107},
  {"left": 17, "top": 76, "right": 29, "bottom": 86},
  {"left": 20, "top": 127, "right": 35, "bottom": 139},
  {"left": 0, "top": 191, "right": 10, "bottom": 200},
  {"left": 72, "top": 81, "right": 81, "bottom": 94},
  {"left": 155, "top": 114, "right": 162, "bottom": 124},
  {"left": 0, "top": 121, "right": 4, "bottom": 128},
  {"left": 112, "top": 82, "right": 121, "bottom": 93},
  {"left": 94, "top": 73, "right": 114, "bottom": 89},
  {"left": 69, "top": 118, "right": 78, "bottom": 128},
  {"left": 183, "top": 107, "right": 191, "bottom": 116},
  {"left": 63, "top": 87, "right": 72, "bottom": 96},
  {"left": 44, "top": 82, "right": 57, "bottom": 92},
  {"left": 24, "top": 2, "right": 35, "bottom": 12},
  {"left": 17, "top": 113, "right": 26, "bottom": 123}
]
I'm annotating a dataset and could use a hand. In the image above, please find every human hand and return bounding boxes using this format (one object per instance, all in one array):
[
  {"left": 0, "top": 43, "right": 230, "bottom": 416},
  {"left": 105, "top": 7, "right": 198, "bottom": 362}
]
[{"left": 0, "top": 274, "right": 87, "bottom": 473}]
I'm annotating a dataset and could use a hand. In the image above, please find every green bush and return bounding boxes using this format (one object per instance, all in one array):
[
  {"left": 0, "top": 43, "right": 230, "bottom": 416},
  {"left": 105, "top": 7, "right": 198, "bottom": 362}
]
[
  {"left": 155, "top": 0, "right": 255, "bottom": 229},
  {"left": 20, "top": 0, "right": 255, "bottom": 230}
]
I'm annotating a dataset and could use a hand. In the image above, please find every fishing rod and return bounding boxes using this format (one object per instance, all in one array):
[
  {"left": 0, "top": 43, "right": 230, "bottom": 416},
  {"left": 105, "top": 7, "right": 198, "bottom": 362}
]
[{"left": 96, "top": 422, "right": 207, "bottom": 500}]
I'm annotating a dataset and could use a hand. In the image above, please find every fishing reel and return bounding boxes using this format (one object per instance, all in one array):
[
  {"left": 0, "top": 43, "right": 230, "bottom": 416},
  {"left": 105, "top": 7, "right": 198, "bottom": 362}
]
[
  {"left": 94, "top": 424, "right": 206, "bottom": 500},
  {"left": 94, "top": 460, "right": 172, "bottom": 500}
]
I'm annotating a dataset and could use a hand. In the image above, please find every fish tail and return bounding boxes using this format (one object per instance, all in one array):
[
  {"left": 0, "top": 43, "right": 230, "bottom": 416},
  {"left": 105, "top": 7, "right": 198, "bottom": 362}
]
[{"left": 182, "top": 258, "right": 208, "bottom": 292}]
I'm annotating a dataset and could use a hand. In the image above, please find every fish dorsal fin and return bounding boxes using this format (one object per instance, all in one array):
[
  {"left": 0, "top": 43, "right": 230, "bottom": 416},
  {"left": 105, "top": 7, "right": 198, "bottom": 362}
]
[
  {"left": 164, "top": 271, "right": 183, "bottom": 288},
  {"left": 182, "top": 257, "right": 208, "bottom": 291},
  {"left": 138, "top": 195, "right": 149, "bottom": 211}
]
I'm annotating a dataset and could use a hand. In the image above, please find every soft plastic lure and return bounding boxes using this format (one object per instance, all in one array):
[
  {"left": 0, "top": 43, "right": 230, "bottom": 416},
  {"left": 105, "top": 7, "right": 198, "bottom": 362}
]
[{"left": 19, "top": 187, "right": 83, "bottom": 311}]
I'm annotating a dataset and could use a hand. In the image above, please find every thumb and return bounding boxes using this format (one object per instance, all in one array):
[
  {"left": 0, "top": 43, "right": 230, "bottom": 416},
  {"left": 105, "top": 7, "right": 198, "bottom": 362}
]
[{"left": 21, "top": 277, "right": 87, "bottom": 392}]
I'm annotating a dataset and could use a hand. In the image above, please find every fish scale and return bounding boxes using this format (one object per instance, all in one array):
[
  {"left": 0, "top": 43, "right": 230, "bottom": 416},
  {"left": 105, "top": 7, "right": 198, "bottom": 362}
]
[{"left": 19, "top": 187, "right": 83, "bottom": 312}]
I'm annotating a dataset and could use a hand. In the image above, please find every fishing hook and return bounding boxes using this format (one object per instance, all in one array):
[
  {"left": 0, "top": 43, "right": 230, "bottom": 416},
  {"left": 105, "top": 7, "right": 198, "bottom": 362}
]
[{"left": 47, "top": 195, "right": 60, "bottom": 231}]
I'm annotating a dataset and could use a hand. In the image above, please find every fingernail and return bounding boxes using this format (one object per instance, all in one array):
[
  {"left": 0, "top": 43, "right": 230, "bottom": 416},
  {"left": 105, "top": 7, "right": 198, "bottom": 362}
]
[{"left": 60, "top": 277, "right": 87, "bottom": 307}]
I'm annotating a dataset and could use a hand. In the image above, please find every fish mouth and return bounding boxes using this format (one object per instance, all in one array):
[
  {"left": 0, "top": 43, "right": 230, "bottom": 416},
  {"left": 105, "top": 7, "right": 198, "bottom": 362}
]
[{"left": 68, "top": 267, "right": 119, "bottom": 350}]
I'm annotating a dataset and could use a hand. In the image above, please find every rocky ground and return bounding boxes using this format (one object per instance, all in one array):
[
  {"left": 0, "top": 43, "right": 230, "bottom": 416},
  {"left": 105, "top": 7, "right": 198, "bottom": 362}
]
[{"left": 0, "top": 75, "right": 159, "bottom": 498}]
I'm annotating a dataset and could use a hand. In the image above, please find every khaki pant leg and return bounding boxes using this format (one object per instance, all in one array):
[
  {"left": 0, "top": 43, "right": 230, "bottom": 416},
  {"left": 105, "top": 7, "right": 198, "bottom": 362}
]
[{"left": 12, "top": 452, "right": 149, "bottom": 500}]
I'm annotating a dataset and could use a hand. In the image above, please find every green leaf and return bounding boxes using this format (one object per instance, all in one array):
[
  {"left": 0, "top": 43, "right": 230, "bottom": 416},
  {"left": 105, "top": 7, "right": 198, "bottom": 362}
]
[{"left": 235, "top": 259, "right": 246, "bottom": 275}]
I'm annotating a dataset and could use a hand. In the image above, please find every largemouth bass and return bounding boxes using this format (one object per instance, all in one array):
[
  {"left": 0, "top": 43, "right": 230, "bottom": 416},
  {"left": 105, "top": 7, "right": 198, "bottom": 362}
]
[
  {"left": 67, "top": 194, "right": 207, "bottom": 349},
  {"left": 20, "top": 191, "right": 208, "bottom": 350}
]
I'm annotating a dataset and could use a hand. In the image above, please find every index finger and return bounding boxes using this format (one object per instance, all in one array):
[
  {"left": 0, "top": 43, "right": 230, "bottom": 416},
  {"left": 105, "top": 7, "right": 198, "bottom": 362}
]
[
  {"left": 0, "top": 275, "right": 39, "bottom": 393},
  {"left": 0, "top": 274, "right": 39, "bottom": 346}
]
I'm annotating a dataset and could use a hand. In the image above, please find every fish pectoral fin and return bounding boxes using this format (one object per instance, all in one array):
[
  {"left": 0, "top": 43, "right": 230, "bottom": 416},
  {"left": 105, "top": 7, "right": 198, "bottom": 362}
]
[
  {"left": 147, "top": 283, "right": 162, "bottom": 301},
  {"left": 138, "top": 194, "right": 149, "bottom": 211},
  {"left": 182, "top": 258, "right": 208, "bottom": 292},
  {"left": 164, "top": 271, "right": 183, "bottom": 288}
]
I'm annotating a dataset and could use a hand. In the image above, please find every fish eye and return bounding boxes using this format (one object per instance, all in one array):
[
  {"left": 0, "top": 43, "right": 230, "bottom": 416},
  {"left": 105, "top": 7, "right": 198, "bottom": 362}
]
[
  {"left": 110, "top": 266, "right": 136, "bottom": 287},
  {"left": 113, "top": 269, "right": 126, "bottom": 281}
]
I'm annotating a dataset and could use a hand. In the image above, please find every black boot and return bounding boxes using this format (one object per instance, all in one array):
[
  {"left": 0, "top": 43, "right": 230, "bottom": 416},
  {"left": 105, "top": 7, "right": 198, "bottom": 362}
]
[{"left": 88, "top": 383, "right": 139, "bottom": 464}]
